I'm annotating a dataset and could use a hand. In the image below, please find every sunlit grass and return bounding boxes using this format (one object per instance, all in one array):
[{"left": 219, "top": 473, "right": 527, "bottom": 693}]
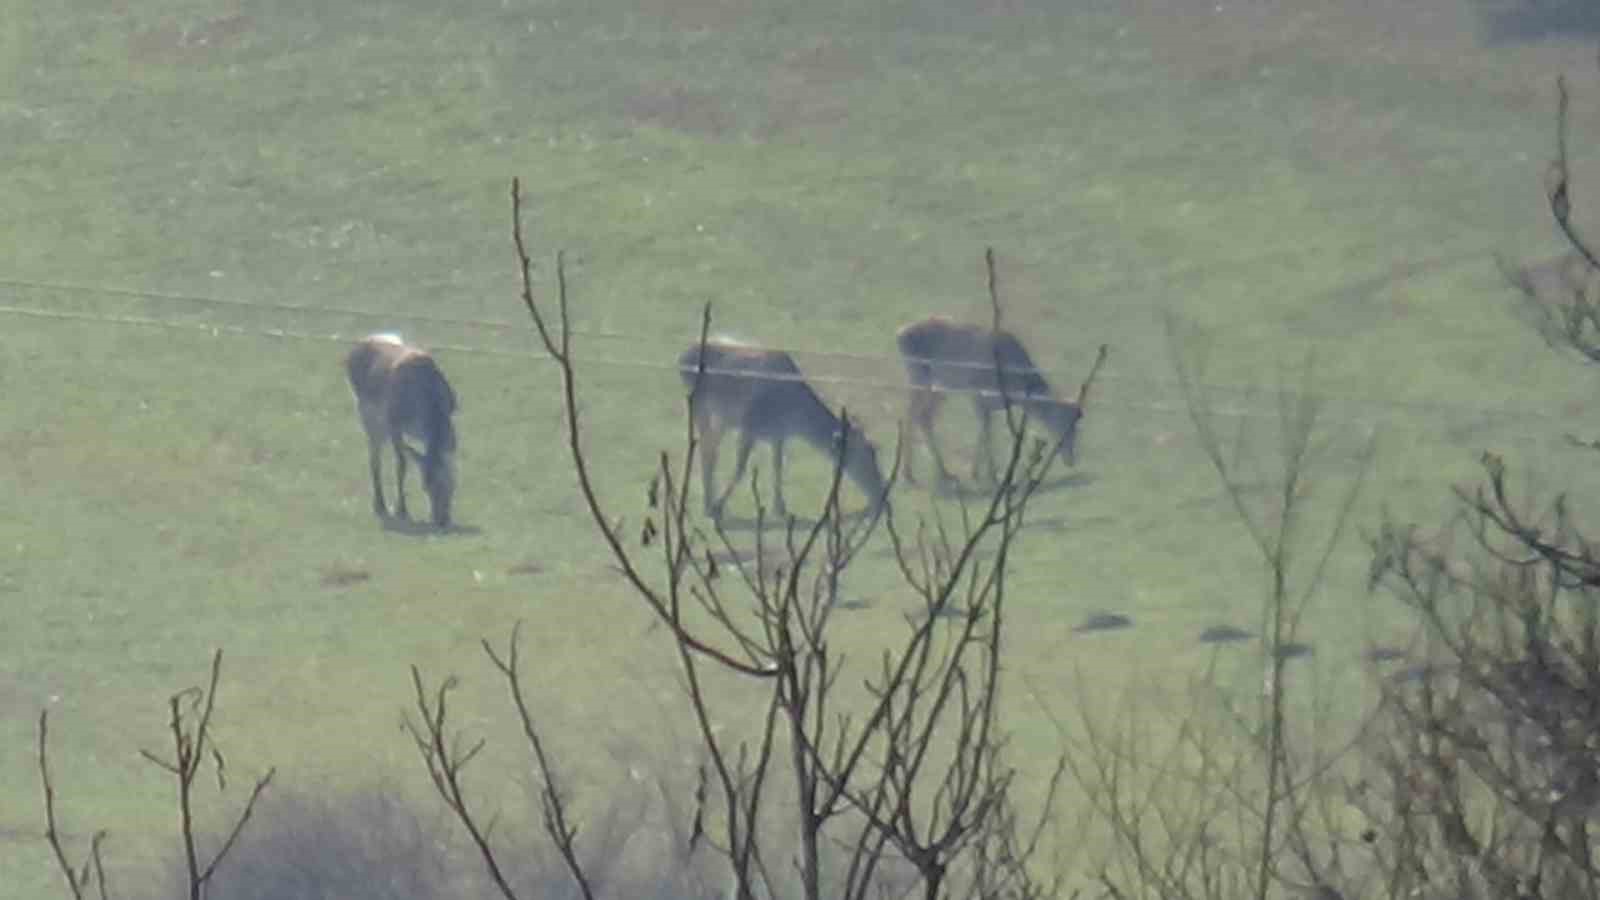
[{"left": 3, "top": 0, "right": 1598, "bottom": 895}]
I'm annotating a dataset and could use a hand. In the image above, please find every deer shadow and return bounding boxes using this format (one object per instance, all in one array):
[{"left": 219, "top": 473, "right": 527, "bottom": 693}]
[
  {"left": 706, "top": 498, "right": 892, "bottom": 533},
  {"left": 380, "top": 515, "right": 483, "bottom": 538},
  {"left": 928, "top": 470, "right": 1096, "bottom": 501}
]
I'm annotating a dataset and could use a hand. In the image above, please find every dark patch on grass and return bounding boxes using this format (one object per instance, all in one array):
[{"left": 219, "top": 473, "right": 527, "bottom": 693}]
[
  {"left": 1275, "top": 641, "right": 1315, "bottom": 661},
  {"left": 1364, "top": 644, "right": 1409, "bottom": 664},
  {"left": 928, "top": 470, "right": 1096, "bottom": 501},
  {"left": 917, "top": 602, "right": 983, "bottom": 622},
  {"left": 619, "top": 85, "right": 736, "bottom": 138},
  {"left": 506, "top": 560, "right": 545, "bottom": 576},
  {"left": 751, "top": 41, "right": 869, "bottom": 140},
  {"left": 380, "top": 517, "right": 482, "bottom": 538},
  {"left": 319, "top": 564, "right": 371, "bottom": 589},
  {"left": 1198, "top": 624, "right": 1253, "bottom": 645},
  {"left": 1389, "top": 662, "right": 1449, "bottom": 686},
  {"left": 1034, "top": 471, "right": 1098, "bottom": 494},
  {"left": 774, "top": 38, "right": 871, "bottom": 86},
  {"left": 151, "top": 784, "right": 454, "bottom": 900},
  {"left": 0, "top": 824, "right": 68, "bottom": 844},
  {"left": 1479, "top": 0, "right": 1600, "bottom": 44},
  {"left": 708, "top": 547, "right": 755, "bottom": 566},
  {"left": 1073, "top": 611, "right": 1133, "bottom": 634},
  {"left": 710, "top": 507, "right": 879, "bottom": 531},
  {"left": 127, "top": 13, "right": 254, "bottom": 67},
  {"left": 628, "top": 0, "right": 762, "bottom": 31}
]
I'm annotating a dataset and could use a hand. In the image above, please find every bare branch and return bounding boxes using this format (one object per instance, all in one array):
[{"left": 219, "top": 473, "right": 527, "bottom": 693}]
[
  {"left": 483, "top": 622, "right": 598, "bottom": 900},
  {"left": 509, "top": 178, "right": 776, "bottom": 680},
  {"left": 403, "top": 666, "right": 522, "bottom": 900},
  {"left": 38, "top": 710, "right": 110, "bottom": 900}
]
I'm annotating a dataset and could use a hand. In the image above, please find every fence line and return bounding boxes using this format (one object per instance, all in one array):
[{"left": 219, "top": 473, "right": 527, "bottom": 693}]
[
  {"left": 0, "top": 272, "right": 1128, "bottom": 380},
  {"left": 0, "top": 270, "right": 1508, "bottom": 405},
  {"left": 3, "top": 300, "right": 1568, "bottom": 439}
]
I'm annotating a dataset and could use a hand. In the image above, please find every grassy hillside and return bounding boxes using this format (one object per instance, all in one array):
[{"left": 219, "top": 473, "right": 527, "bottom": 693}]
[{"left": 5, "top": 0, "right": 1600, "bottom": 894}]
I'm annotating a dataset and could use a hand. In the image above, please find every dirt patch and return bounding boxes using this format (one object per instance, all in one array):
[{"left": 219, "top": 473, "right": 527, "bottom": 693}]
[
  {"left": 318, "top": 563, "right": 371, "bottom": 589},
  {"left": 1122, "top": 0, "right": 1595, "bottom": 98},
  {"left": 618, "top": 39, "right": 873, "bottom": 141},
  {"left": 1072, "top": 611, "right": 1134, "bottom": 634},
  {"left": 755, "top": 82, "right": 853, "bottom": 141},
  {"left": 752, "top": 39, "right": 874, "bottom": 140},
  {"left": 619, "top": 85, "right": 736, "bottom": 138},
  {"left": 626, "top": 0, "right": 762, "bottom": 32},
  {"left": 127, "top": 12, "right": 253, "bottom": 66},
  {"left": 1125, "top": 0, "right": 1477, "bottom": 81},
  {"left": 775, "top": 38, "right": 873, "bottom": 86},
  {"left": 1199, "top": 624, "right": 1253, "bottom": 645}
]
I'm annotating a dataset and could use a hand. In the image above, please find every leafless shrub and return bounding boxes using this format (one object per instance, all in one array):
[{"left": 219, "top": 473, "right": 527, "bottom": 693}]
[
  {"left": 144, "top": 784, "right": 454, "bottom": 900},
  {"left": 39, "top": 649, "right": 275, "bottom": 900},
  {"left": 39, "top": 710, "right": 111, "bottom": 900},
  {"left": 1057, "top": 318, "right": 1376, "bottom": 900},
  {"left": 1355, "top": 68, "right": 1600, "bottom": 900},
  {"left": 402, "top": 179, "right": 1073, "bottom": 900}
]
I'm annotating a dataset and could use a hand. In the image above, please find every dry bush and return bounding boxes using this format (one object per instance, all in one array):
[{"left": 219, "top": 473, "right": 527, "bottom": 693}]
[
  {"left": 1354, "top": 72, "right": 1600, "bottom": 900},
  {"left": 399, "top": 183, "right": 1087, "bottom": 900}
]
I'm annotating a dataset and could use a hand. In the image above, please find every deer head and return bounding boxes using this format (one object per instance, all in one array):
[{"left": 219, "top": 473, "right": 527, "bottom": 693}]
[
  {"left": 1041, "top": 343, "right": 1109, "bottom": 467},
  {"left": 405, "top": 445, "right": 456, "bottom": 528}
]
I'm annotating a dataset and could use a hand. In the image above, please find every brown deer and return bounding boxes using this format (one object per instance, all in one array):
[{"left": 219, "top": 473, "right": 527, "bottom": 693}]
[
  {"left": 678, "top": 336, "right": 889, "bottom": 520},
  {"left": 345, "top": 333, "right": 458, "bottom": 528},
  {"left": 895, "top": 315, "right": 1107, "bottom": 486}
]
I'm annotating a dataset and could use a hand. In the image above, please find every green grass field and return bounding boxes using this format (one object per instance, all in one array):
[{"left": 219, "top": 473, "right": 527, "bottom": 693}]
[{"left": 6, "top": 0, "right": 1600, "bottom": 894}]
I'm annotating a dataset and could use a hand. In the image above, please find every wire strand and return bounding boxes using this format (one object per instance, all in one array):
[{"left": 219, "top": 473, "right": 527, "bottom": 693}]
[
  {"left": 6, "top": 299, "right": 1568, "bottom": 440},
  {"left": 0, "top": 272, "right": 1375, "bottom": 395}
]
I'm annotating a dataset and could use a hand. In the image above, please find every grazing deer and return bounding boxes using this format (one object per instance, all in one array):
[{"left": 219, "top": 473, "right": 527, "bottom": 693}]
[
  {"left": 678, "top": 337, "right": 889, "bottom": 520},
  {"left": 896, "top": 315, "right": 1107, "bottom": 486},
  {"left": 345, "top": 333, "right": 458, "bottom": 528}
]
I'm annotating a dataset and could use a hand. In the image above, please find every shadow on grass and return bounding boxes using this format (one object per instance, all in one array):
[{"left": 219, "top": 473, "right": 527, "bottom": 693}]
[
  {"left": 709, "top": 505, "right": 884, "bottom": 533},
  {"left": 147, "top": 783, "right": 455, "bottom": 900},
  {"left": 927, "top": 470, "right": 1096, "bottom": 501},
  {"left": 379, "top": 516, "right": 483, "bottom": 538},
  {"left": 147, "top": 778, "right": 718, "bottom": 900},
  {"left": 1477, "top": 0, "right": 1600, "bottom": 44}
]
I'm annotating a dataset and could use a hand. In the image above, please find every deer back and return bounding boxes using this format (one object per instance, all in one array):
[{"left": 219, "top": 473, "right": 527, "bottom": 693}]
[{"left": 389, "top": 355, "right": 456, "bottom": 454}]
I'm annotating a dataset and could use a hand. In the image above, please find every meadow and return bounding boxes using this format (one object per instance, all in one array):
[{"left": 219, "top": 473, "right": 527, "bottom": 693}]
[{"left": 4, "top": 0, "right": 1600, "bottom": 894}]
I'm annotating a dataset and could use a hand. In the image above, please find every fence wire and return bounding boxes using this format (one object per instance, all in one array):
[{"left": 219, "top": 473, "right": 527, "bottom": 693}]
[{"left": 0, "top": 274, "right": 1568, "bottom": 438}]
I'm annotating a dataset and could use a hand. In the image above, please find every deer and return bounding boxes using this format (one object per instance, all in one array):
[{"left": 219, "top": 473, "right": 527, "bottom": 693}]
[
  {"left": 344, "top": 333, "right": 459, "bottom": 529},
  {"left": 895, "top": 315, "right": 1108, "bottom": 487},
  {"left": 678, "top": 336, "right": 889, "bottom": 521}
]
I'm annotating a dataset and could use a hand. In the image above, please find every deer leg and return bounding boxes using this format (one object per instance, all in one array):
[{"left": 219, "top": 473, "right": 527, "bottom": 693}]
[
  {"left": 357, "top": 401, "right": 389, "bottom": 518},
  {"left": 910, "top": 387, "right": 956, "bottom": 487},
  {"left": 715, "top": 428, "right": 759, "bottom": 520},
  {"left": 392, "top": 435, "right": 411, "bottom": 520},
  {"left": 974, "top": 404, "right": 997, "bottom": 485},
  {"left": 771, "top": 438, "right": 788, "bottom": 520},
  {"left": 366, "top": 435, "right": 388, "bottom": 518},
  {"left": 695, "top": 409, "right": 724, "bottom": 518},
  {"left": 901, "top": 388, "right": 926, "bottom": 485}
]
